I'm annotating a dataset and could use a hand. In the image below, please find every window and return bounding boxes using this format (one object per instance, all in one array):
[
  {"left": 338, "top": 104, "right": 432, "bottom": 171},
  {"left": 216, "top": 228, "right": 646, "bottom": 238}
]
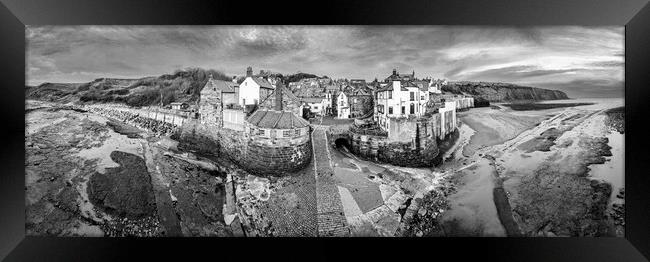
[
  {"left": 295, "top": 129, "right": 301, "bottom": 136},
  {"left": 388, "top": 91, "right": 392, "bottom": 99},
  {"left": 401, "top": 106, "right": 405, "bottom": 114},
  {"left": 410, "top": 92, "right": 415, "bottom": 101},
  {"left": 421, "top": 95, "right": 425, "bottom": 100},
  {"left": 410, "top": 104, "right": 415, "bottom": 114},
  {"left": 283, "top": 130, "right": 291, "bottom": 137},
  {"left": 388, "top": 106, "right": 393, "bottom": 114},
  {"left": 257, "top": 129, "right": 265, "bottom": 136}
]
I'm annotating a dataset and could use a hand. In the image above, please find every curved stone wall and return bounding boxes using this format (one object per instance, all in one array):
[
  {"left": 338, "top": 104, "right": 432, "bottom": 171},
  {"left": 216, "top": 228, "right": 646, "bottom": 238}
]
[
  {"left": 348, "top": 130, "right": 439, "bottom": 167},
  {"left": 180, "top": 119, "right": 312, "bottom": 176}
]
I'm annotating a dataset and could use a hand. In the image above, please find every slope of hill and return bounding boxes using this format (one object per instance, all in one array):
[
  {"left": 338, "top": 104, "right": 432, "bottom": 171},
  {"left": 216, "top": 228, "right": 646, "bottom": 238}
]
[
  {"left": 442, "top": 81, "right": 569, "bottom": 102},
  {"left": 26, "top": 68, "right": 231, "bottom": 107}
]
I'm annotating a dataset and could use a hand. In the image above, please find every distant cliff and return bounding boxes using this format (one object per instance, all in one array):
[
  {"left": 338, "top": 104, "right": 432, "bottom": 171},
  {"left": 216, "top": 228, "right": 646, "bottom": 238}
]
[{"left": 442, "top": 81, "right": 569, "bottom": 102}]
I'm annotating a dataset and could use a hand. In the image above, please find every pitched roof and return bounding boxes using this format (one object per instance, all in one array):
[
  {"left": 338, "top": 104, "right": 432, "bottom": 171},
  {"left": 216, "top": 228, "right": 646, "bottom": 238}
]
[
  {"left": 251, "top": 77, "right": 274, "bottom": 89},
  {"left": 301, "top": 97, "right": 325, "bottom": 103},
  {"left": 376, "top": 81, "right": 409, "bottom": 92},
  {"left": 257, "top": 82, "right": 303, "bottom": 108},
  {"left": 293, "top": 86, "right": 325, "bottom": 98},
  {"left": 246, "top": 109, "right": 309, "bottom": 129},
  {"left": 412, "top": 80, "right": 430, "bottom": 91},
  {"left": 204, "top": 79, "right": 238, "bottom": 93},
  {"left": 349, "top": 88, "right": 371, "bottom": 96}
]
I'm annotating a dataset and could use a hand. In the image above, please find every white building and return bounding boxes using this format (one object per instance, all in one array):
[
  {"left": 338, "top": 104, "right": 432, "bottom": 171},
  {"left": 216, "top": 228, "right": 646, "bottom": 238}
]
[
  {"left": 301, "top": 97, "right": 329, "bottom": 115},
  {"left": 336, "top": 91, "right": 350, "bottom": 119},
  {"left": 238, "top": 66, "right": 275, "bottom": 107},
  {"left": 374, "top": 80, "right": 429, "bottom": 129},
  {"left": 438, "top": 101, "right": 457, "bottom": 139},
  {"left": 428, "top": 78, "right": 443, "bottom": 94}
]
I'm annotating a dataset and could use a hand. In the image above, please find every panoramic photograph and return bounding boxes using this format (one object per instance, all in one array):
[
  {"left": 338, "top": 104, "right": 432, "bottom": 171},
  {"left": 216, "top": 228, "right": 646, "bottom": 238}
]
[{"left": 25, "top": 26, "right": 624, "bottom": 237}]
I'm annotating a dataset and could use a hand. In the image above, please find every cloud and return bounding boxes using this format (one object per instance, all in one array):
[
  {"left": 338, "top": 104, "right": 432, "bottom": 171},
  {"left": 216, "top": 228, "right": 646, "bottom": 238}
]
[
  {"left": 537, "top": 78, "right": 624, "bottom": 98},
  {"left": 26, "top": 26, "right": 624, "bottom": 98},
  {"left": 460, "top": 65, "right": 580, "bottom": 81}
]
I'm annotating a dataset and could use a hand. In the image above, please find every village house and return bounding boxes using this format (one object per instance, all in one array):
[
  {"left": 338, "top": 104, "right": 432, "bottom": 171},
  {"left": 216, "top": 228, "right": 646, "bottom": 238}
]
[
  {"left": 198, "top": 75, "right": 245, "bottom": 130},
  {"left": 239, "top": 66, "right": 275, "bottom": 108},
  {"left": 349, "top": 79, "right": 367, "bottom": 88},
  {"left": 428, "top": 78, "right": 446, "bottom": 95},
  {"left": 170, "top": 102, "right": 189, "bottom": 110},
  {"left": 336, "top": 91, "right": 350, "bottom": 119},
  {"left": 383, "top": 68, "right": 416, "bottom": 83},
  {"left": 301, "top": 96, "right": 329, "bottom": 115},
  {"left": 347, "top": 88, "right": 373, "bottom": 118},
  {"left": 374, "top": 79, "right": 429, "bottom": 129}
]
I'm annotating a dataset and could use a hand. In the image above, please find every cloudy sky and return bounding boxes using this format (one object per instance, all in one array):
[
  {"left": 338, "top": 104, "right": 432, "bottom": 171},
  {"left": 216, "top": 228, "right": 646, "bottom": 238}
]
[{"left": 27, "top": 26, "right": 624, "bottom": 98}]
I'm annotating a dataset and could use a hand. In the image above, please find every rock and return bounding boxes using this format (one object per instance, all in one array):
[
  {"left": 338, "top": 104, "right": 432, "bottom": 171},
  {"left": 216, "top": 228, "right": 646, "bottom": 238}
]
[
  {"left": 379, "top": 184, "right": 398, "bottom": 202},
  {"left": 224, "top": 214, "right": 237, "bottom": 225},
  {"left": 386, "top": 190, "right": 408, "bottom": 212}
]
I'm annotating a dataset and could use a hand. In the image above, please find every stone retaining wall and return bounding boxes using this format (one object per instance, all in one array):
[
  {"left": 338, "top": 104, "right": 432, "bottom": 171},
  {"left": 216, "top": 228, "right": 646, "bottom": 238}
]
[
  {"left": 180, "top": 119, "right": 312, "bottom": 176},
  {"left": 348, "top": 131, "right": 439, "bottom": 167}
]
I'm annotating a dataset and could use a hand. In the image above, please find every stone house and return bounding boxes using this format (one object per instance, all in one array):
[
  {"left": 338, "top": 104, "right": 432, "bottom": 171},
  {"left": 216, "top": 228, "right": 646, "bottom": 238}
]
[{"left": 348, "top": 88, "right": 373, "bottom": 118}]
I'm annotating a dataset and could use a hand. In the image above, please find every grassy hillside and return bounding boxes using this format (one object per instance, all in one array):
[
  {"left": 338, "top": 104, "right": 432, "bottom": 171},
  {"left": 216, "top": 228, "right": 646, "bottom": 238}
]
[{"left": 27, "top": 68, "right": 231, "bottom": 107}]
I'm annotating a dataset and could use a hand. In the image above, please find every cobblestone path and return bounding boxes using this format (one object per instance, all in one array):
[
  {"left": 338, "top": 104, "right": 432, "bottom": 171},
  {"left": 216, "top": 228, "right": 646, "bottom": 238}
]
[{"left": 312, "top": 125, "right": 350, "bottom": 236}]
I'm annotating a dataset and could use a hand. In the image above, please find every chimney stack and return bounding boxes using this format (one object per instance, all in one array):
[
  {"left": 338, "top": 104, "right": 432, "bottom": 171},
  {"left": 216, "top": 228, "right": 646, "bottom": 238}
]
[
  {"left": 246, "top": 66, "right": 253, "bottom": 77},
  {"left": 275, "top": 81, "right": 283, "bottom": 111},
  {"left": 392, "top": 68, "right": 397, "bottom": 76}
]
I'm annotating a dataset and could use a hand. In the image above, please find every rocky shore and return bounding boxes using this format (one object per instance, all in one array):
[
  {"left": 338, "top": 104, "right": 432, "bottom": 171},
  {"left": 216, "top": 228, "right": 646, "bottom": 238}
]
[{"left": 25, "top": 103, "right": 235, "bottom": 236}]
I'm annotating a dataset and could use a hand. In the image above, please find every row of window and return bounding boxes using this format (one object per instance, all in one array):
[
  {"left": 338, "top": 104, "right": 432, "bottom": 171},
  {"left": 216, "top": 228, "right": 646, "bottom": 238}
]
[
  {"left": 251, "top": 128, "right": 302, "bottom": 138},
  {"left": 378, "top": 90, "right": 426, "bottom": 101},
  {"left": 378, "top": 103, "right": 421, "bottom": 115}
]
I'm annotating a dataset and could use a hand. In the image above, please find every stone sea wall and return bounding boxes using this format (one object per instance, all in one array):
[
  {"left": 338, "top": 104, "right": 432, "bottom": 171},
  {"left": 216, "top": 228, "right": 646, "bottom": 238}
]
[{"left": 348, "top": 131, "right": 439, "bottom": 167}]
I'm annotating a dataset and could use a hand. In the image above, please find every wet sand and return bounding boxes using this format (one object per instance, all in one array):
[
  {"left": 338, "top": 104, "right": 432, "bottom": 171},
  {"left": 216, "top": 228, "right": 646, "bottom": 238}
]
[{"left": 458, "top": 107, "right": 546, "bottom": 157}]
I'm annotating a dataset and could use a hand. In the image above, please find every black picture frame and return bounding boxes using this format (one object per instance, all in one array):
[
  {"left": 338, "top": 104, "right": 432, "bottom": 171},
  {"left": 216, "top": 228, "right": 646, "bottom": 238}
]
[{"left": 1, "top": 0, "right": 649, "bottom": 261}]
